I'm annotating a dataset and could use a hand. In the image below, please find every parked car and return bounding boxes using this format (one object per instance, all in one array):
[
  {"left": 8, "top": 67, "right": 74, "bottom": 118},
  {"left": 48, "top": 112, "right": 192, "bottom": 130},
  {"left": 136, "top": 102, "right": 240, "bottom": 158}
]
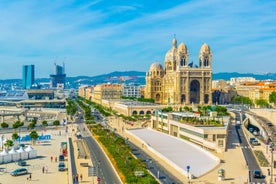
[
  {"left": 58, "top": 162, "right": 66, "bottom": 171},
  {"left": 251, "top": 140, "right": 260, "bottom": 146},
  {"left": 59, "top": 155, "right": 65, "bottom": 161},
  {"left": 10, "top": 168, "right": 28, "bottom": 176},
  {"left": 18, "top": 160, "right": 27, "bottom": 166},
  {"left": 252, "top": 170, "right": 262, "bottom": 178},
  {"left": 249, "top": 137, "right": 256, "bottom": 143}
]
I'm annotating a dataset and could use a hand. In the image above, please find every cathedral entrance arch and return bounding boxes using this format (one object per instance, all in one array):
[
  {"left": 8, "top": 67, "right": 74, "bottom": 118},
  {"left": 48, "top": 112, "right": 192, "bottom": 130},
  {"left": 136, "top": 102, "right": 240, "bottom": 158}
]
[
  {"left": 190, "top": 80, "right": 200, "bottom": 104},
  {"left": 156, "top": 94, "right": 160, "bottom": 102},
  {"left": 181, "top": 95, "right": 186, "bottom": 104},
  {"left": 204, "top": 94, "right": 209, "bottom": 104}
]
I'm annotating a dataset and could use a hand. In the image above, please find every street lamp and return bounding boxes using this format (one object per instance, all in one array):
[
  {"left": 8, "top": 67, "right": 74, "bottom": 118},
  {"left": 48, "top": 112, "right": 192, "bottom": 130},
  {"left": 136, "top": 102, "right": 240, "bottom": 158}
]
[
  {"left": 270, "top": 142, "right": 274, "bottom": 184},
  {"left": 186, "top": 165, "right": 190, "bottom": 183}
]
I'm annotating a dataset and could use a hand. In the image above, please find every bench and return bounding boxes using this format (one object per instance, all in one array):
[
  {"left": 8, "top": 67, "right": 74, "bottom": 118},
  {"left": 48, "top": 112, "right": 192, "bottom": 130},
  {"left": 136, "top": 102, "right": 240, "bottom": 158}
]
[{"left": 80, "top": 163, "right": 89, "bottom": 167}]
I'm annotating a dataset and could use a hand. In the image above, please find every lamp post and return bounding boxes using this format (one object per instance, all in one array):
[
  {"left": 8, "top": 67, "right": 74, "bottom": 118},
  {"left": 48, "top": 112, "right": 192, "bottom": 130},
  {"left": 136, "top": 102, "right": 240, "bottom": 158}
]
[
  {"left": 270, "top": 143, "right": 274, "bottom": 184},
  {"left": 186, "top": 165, "right": 190, "bottom": 184}
]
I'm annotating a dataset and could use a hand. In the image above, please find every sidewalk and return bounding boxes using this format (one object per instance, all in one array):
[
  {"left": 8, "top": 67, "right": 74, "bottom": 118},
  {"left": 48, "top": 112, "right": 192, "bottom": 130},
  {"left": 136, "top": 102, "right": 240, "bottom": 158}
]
[{"left": 69, "top": 124, "right": 95, "bottom": 184}]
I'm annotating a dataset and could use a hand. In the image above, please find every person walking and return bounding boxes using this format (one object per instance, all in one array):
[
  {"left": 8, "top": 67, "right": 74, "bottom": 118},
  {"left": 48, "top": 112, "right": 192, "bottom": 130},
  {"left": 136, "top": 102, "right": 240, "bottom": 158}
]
[
  {"left": 45, "top": 165, "right": 48, "bottom": 173},
  {"left": 55, "top": 156, "right": 57, "bottom": 162},
  {"left": 80, "top": 173, "right": 83, "bottom": 182},
  {"left": 29, "top": 173, "right": 32, "bottom": 181},
  {"left": 76, "top": 174, "right": 79, "bottom": 182},
  {"left": 42, "top": 166, "right": 45, "bottom": 174},
  {"left": 51, "top": 156, "right": 53, "bottom": 162}
]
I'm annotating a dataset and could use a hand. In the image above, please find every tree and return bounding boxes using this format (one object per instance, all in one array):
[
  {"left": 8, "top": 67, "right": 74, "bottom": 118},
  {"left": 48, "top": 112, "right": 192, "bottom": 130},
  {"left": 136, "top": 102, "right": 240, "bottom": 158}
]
[
  {"left": 269, "top": 92, "right": 276, "bottom": 106},
  {"left": 255, "top": 99, "right": 270, "bottom": 108},
  {"left": 4, "top": 139, "right": 13, "bottom": 150},
  {"left": 29, "top": 130, "right": 39, "bottom": 145},
  {"left": 1, "top": 122, "right": 9, "bottom": 128},
  {"left": 12, "top": 121, "right": 24, "bottom": 129},
  {"left": 42, "top": 120, "right": 48, "bottom": 126},
  {"left": 12, "top": 132, "right": 19, "bottom": 141},
  {"left": 53, "top": 120, "right": 60, "bottom": 126},
  {"left": 28, "top": 122, "right": 36, "bottom": 129}
]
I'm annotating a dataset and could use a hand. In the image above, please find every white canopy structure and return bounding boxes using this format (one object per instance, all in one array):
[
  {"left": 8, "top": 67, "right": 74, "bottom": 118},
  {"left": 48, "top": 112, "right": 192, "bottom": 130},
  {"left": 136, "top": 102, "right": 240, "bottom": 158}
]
[
  {"left": 9, "top": 147, "right": 20, "bottom": 161},
  {"left": 0, "top": 149, "right": 11, "bottom": 163},
  {"left": 0, "top": 137, "right": 7, "bottom": 150},
  {"left": 17, "top": 146, "right": 28, "bottom": 160},
  {"left": 25, "top": 145, "right": 37, "bottom": 159},
  {"left": 129, "top": 128, "right": 220, "bottom": 177}
]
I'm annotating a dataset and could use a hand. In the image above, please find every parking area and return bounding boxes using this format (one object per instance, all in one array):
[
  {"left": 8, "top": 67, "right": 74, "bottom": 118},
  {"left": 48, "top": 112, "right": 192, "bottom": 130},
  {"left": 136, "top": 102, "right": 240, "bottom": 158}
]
[{"left": 0, "top": 128, "right": 68, "bottom": 184}]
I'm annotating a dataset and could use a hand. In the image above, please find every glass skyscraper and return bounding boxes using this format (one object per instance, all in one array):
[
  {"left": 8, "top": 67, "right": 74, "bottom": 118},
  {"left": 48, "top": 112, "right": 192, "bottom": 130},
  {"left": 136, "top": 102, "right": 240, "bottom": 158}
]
[{"left": 22, "top": 65, "right": 35, "bottom": 89}]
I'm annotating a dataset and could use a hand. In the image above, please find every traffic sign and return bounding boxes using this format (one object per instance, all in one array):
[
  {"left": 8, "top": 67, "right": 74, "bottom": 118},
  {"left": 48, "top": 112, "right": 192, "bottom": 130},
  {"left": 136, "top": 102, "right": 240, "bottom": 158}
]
[
  {"left": 97, "top": 177, "right": 101, "bottom": 182},
  {"left": 186, "top": 165, "right": 190, "bottom": 171}
]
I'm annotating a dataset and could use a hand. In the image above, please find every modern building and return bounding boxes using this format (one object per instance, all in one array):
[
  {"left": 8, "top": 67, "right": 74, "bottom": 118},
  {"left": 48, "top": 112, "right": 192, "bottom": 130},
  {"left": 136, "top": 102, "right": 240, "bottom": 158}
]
[
  {"left": 122, "top": 83, "right": 142, "bottom": 98},
  {"left": 145, "top": 38, "right": 212, "bottom": 105},
  {"left": 22, "top": 65, "right": 35, "bottom": 89},
  {"left": 26, "top": 89, "right": 54, "bottom": 100},
  {"left": 50, "top": 63, "right": 66, "bottom": 89},
  {"left": 151, "top": 111, "right": 229, "bottom": 153}
]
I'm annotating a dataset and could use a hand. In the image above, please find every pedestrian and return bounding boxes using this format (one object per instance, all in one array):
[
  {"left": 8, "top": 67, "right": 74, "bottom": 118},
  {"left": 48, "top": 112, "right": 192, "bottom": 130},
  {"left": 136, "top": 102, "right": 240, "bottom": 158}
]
[
  {"left": 76, "top": 174, "right": 79, "bottom": 182},
  {"left": 29, "top": 173, "right": 32, "bottom": 181},
  {"left": 55, "top": 157, "right": 57, "bottom": 162},
  {"left": 51, "top": 156, "right": 53, "bottom": 162},
  {"left": 80, "top": 174, "right": 82, "bottom": 182},
  {"left": 45, "top": 165, "right": 48, "bottom": 173},
  {"left": 42, "top": 166, "right": 45, "bottom": 174}
]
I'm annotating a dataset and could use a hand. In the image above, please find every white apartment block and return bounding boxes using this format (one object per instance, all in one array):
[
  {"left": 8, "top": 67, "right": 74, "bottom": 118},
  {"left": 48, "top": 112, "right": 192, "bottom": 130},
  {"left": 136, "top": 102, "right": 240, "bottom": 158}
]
[{"left": 122, "top": 83, "right": 142, "bottom": 98}]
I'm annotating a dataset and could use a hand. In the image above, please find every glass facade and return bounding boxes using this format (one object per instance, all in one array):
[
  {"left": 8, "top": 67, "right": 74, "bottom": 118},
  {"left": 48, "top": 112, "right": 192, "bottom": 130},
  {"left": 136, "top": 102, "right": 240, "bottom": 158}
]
[{"left": 22, "top": 65, "right": 34, "bottom": 89}]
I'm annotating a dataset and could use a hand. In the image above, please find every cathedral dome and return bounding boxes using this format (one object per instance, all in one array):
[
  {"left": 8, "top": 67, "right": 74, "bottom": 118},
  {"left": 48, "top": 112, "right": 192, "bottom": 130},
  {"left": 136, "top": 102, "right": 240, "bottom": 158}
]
[
  {"left": 149, "top": 62, "right": 163, "bottom": 71},
  {"left": 178, "top": 42, "right": 188, "bottom": 53},
  {"left": 200, "top": 43, "right": 211, "bottom": 53}
]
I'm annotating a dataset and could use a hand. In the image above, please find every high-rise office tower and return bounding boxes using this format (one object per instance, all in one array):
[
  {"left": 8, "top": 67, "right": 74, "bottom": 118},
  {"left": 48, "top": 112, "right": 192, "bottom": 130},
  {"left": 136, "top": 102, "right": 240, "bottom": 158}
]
[
  {"left": 22, "top": 65, "right": 35, "bottom": 89},
  {"left": 50, "top": 63, "right": 66, "bottom": 88}
]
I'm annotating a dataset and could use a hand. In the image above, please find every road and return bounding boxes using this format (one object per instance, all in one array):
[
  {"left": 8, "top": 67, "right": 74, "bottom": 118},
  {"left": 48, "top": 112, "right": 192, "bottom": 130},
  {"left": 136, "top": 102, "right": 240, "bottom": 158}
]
[
  {"left": 75, "top": 106, "right": 121, "bottom": 184},
  {"left": 126, "top": 140, "right": 182, "bottom": 184},
  {"left": 233, "top": 110, "right": 266, "bottom": 183}
]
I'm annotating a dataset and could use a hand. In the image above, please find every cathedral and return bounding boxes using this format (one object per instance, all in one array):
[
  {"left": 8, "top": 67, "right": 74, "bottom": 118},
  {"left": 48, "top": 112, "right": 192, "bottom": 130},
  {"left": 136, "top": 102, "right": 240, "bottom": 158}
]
[{"left": 145, "top": 38, "right": 212, "bottom": 105}]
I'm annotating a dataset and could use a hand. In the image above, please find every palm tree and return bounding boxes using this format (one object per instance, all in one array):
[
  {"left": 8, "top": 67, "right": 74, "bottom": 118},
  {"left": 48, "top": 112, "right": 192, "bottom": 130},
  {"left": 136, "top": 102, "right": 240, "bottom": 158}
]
[
  {"left": 29, "top": 131, "right": 39, "bottom": 145},
  {"left": 4, "top": 140, "right": 14, "bottom": 150},
  {"left": 12, "top": 132, "right": 19, "bottom": 141}
]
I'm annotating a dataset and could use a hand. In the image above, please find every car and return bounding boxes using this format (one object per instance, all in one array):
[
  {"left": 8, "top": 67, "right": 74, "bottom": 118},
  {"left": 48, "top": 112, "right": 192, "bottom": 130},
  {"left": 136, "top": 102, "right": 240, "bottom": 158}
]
[
  {"left": 249, "top": 137, "right": 256, "bottom": 143},
  {"left": 251, "top": 140, "right": 260, "bottom": 146},
  {"left": 58, "top": 162, "right": 66, "bottom": 171},
  {"left": 18, "top": 160, "right": 27, "bottom": 166},
  {"left": 253, "top": 170, "right": 262, "bottom": 178},
  {"left": 267, "top": 122, "right": 273, "bottom": 126},
  {"left": 59, "top": 155, "right": 65, "bottom": 161},
  {"left": 10, "top": 168, "right": 28, "bottom": 176}
]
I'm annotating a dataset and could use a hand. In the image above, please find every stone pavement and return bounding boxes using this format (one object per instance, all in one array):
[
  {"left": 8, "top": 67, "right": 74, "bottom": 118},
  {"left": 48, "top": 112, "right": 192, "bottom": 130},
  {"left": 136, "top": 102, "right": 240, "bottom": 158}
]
[
  {"left": 0, "top": 128, "right": 68, "bottom": 184},
  {"left": 69, "top": 124, "right": 98, "bottom": 184}
]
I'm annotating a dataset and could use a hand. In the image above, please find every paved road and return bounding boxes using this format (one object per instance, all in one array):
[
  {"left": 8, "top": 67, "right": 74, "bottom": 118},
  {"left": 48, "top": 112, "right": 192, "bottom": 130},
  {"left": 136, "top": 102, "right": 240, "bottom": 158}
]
[
  {"left": 75, "top": 105, "right": 121, "bottom": 184},
  {"left": 126, "top": 140, "right": 182, "bottom": 184},
  {"left": 233, "top": 111, "right": 266, "bottom": 183}
]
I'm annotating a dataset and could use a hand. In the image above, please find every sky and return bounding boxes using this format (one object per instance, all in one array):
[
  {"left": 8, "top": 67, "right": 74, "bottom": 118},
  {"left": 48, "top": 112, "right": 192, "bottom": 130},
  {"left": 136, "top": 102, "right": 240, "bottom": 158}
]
[{"left": 0, "top": 0, "right": 275, "bottom": 79}]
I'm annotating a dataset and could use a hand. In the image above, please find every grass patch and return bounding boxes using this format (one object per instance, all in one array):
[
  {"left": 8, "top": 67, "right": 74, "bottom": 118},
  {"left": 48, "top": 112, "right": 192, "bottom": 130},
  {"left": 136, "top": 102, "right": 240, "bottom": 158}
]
[
  {"left": 89, "top": 124, "right": 158, "bottom": 184},
  {"left": 254, "top": 150, "right": 269, "bottom": 167}
]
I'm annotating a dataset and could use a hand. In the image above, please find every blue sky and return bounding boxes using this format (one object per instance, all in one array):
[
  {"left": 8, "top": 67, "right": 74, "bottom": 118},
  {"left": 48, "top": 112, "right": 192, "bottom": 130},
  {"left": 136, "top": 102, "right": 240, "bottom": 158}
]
[{"left": 0, "top": 0, "right": 275, "bottom": 79}]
